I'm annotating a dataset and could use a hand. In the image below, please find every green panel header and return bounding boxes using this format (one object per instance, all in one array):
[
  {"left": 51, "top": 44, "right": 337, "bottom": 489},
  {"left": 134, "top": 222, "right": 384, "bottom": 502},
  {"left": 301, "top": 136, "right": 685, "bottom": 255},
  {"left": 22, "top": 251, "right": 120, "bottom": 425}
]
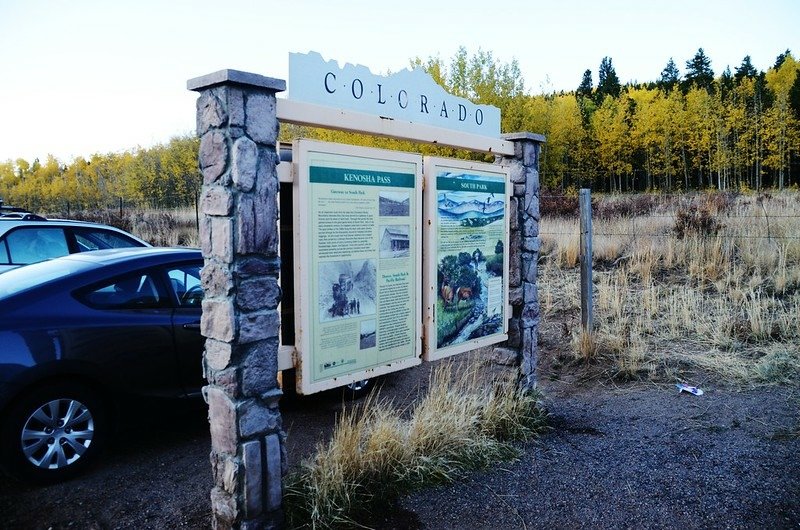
[
  {"left": 437, "top": 176, "right": 505, "bottom": 193},
  {"left": 310, "top": 166, "right": 415, "bottom": 188}
]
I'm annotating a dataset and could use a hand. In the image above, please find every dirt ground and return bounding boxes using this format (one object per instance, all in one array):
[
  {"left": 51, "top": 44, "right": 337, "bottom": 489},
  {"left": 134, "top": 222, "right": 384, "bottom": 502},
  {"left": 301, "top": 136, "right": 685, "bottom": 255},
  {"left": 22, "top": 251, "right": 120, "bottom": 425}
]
[{"left": 1, "top": 355, "right": 798, "bottom": 529}]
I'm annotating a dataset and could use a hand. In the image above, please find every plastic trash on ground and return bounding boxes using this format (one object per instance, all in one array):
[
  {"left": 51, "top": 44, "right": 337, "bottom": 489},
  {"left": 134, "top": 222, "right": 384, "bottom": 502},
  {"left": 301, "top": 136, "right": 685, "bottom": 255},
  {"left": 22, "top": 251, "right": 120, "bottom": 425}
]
[{"left": 676, "top": 383, "right": 704, "bottom": 396}]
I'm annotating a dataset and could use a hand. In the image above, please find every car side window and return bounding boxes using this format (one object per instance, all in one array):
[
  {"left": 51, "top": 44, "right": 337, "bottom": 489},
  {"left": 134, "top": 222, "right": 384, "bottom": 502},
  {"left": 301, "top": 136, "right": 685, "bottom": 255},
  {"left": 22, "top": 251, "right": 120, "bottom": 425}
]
[
  {"left": 72, "top": 228, "right": 141, "bottom": 252},
  {"left": 5, "top": 227, "right": 69, "bottom": 265},
  {"left": 77, "top": 271, "right": 165, "bottom": 309},
  {"left": 165, "top": 263, "right": 203, "bottom": 308}
]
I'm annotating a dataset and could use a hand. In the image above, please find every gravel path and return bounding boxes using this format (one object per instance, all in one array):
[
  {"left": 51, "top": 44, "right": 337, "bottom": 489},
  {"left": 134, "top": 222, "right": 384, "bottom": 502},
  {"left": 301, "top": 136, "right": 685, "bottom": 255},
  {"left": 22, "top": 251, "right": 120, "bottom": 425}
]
[
  {"left": 0, "top": 364, "right": 798, "bottom": 529},
  {"left": 380, "top": 377, "right": 800, "bottom": 529}
]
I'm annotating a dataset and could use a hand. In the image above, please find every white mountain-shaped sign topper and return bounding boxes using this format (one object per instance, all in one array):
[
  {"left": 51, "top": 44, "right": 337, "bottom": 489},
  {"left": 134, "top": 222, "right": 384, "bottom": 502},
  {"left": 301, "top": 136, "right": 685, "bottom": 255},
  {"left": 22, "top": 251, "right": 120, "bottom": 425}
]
[{"left": 288, "top": 51, "right": 501, "bottom": 137}]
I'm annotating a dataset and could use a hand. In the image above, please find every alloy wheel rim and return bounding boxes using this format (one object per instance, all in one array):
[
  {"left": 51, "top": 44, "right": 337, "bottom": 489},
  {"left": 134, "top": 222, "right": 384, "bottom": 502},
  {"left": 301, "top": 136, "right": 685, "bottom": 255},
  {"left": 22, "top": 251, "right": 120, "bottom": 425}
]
[{"left": 20, "top": 398, "right": 94, "bottom": 469}]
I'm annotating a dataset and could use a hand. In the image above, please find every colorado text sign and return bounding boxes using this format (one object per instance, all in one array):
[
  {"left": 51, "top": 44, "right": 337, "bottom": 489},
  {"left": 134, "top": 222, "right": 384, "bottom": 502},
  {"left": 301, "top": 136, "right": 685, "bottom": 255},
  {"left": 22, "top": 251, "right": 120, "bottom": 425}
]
[{"left": 289, "top": 51, "right": 501, "bottom": 137}]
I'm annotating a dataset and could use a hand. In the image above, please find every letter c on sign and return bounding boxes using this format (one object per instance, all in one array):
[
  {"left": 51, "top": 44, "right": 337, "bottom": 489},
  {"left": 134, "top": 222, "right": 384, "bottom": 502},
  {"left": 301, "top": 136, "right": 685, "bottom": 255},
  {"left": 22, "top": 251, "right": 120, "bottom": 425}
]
[
  {"left": 352, "top": 78, "right": 364, "bottom": 99},
  {"left": 324, "top": 72, "right": 336, "bottom": 94}
]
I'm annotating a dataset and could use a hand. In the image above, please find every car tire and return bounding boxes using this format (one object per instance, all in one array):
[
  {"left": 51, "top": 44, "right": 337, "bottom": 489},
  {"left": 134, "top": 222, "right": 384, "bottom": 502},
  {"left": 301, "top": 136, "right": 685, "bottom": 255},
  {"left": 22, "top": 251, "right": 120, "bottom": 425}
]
[{"left": 0, "top": 382, "right": 108, "bottom": 483}]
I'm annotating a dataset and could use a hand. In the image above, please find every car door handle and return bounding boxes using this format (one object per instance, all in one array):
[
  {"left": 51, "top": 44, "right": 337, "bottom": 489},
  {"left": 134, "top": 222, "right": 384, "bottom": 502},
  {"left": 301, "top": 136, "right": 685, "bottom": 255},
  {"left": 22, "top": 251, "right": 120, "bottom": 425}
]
[{"left": 183, "top": 321, "right": 201, "bottom": 330}]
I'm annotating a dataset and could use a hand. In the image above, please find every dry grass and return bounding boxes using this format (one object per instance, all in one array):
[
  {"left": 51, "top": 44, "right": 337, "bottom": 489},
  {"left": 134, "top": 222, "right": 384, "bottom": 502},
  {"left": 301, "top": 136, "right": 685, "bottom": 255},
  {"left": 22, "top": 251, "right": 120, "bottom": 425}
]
[
  {"left": 284, "top": 360, "right": 548, "bottom": 529},
  {"left": 540, "top": 190, "right": 800, "bottom": 385},
  {"left": 48, "top": 206, "right": 200, "bottom": 247}
]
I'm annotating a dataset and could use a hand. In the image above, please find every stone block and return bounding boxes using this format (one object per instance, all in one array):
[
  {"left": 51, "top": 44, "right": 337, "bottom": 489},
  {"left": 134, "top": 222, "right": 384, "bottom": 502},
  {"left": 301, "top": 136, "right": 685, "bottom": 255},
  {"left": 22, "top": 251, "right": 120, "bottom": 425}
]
[
  {"left": 522, "top": 283, "right": 540, "bottom": 329},
  {"left": 201, "top": 261, "right": 234, "bottom": 298},
  {"left": 507, "top": 317, "right": 521, "bottom": 348},
  {"left": 525, "top": 187, "right": 540, "bottom": 221},
  {"left": 238, "top": 399, "right": 280, "bottom": 438},
  {"left": 492, "top": 347, "right": 519, "bottom": 366},
  {"left": 523, "top": 254, "right": 539, "bottom": 284},
  {"left": 509, "top": 230, "right": 522, "bottom": 287},
  {"left": 254, "top": 151, "right": 279, "bottom": 255},
  {"left": 522, "top": 141, "right": 539, "bottom": 167},
  {"left": 207, "top": 387, "right": 238, "bottom": 454},
  {"left": 211, "top": 217, "right": 234, "bottom": 263},
  {"left": 241, "top": 339, "right": 280, "bottom": 398},
  {"left": 210, "top": 486, "right": 238, "bottom": 529},
  {"left": 235, "top": 194, "right": 256, "bottom": 255},
  {"left": 514, "top": 184, "right": 525, "bottom": 198},
  {"left": 232, "top": 137, "right": 258, "bottom": 192},
  {"left": 246, "top": 93, "right": 279, "bottom": 146},
  {"left": 206, "top": 339, "right": 233, "bottom": 372},
  {"left": 525, "top": 167, "right": 541, "bottom": 194},
  {"left": 202, "top": 186, "right": 233, "bottom": 216},
  {"left": 509, "top": 197, "right": 519, "bottom": 231},
  {"left": 236, "top": 256, "right": 281, "bottom": 278},
  {"left": 228, "top": 87, "right": 245, "bottom": 127},
  {"left": 196, "top": 90, "right": 227, "bottom": 135},
  {"left": 200, "top": 131, "right": 228, "bottom": 185},
  {"left": 237, "top": 277, "right": 281, "bottom": 312},
  {"left": 242, "top": 441, "right": 263, "bottom": 518},
  {"left": 523, "top": 236, "right": 541, "bottom": 253},
  {"left": 200, "top": 216, "right": 212, "bottom": 257},
  {"left": 508, "top": 285, "right": 523, "bottom": 305},
  {"left": 265, "top": 434, "right": 283, "bottom": 511},
  {"left": 210, "top": 450, "right": 241, "bottom": 495},
  {"left": 202, "top": 299, "right": 236, "bottom": 342},
  {"left": 509, "top": 160, "right": 526, "bottom": 184},
  {"left": 523, "top": 217, "right": 540, "bottom": 238},
  {"left": 209, "top": 367, "right": 239, "bottom": 398},
  {"left": 238, "top": 311, "right": 280, "bottom": 344}
]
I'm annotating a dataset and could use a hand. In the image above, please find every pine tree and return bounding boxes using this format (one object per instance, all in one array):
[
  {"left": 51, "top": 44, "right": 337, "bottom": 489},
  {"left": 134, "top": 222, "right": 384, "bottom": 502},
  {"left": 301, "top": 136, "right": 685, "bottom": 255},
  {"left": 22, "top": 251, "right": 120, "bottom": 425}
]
[
  {"left": 720, "top": 66, "right": 734, "bottom": 100},
  {"left": 789, "top": 70, "right": 800, "bottom": 120},
  {"left": 734, "top": 55, "right": 758, "bottom": 83},
  {"left": 683, "top": 48, "right": 715, "bottom": 93},
  {"left": 576, "top": 69, "right": 593, "bottom": 100},
  {"left": 659, "top": 58, "right": 680, "bottom": 93},
  {"left": 596, "top": 57, "right": 621, "bottom": 102},
  {"left": 774, "top": 49, "right": 791, "bottom": 69}
]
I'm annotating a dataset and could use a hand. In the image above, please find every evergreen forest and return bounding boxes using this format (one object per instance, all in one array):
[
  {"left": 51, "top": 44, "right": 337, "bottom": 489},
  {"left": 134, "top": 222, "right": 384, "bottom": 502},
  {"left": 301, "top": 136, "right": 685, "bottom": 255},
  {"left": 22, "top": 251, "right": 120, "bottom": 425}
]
[{"left": 2, "top": 47, "right": 799, "bottom": 212}]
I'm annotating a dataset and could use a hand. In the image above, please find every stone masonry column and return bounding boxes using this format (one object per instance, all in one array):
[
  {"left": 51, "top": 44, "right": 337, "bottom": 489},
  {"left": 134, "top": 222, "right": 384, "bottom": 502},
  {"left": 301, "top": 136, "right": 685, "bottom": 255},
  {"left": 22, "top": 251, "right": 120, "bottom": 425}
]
[
  {"left": 188, "top": 70, "right": 286, "bottom": 529},
  {"left": 496, "top": 132, "right": 545, "bottom": 391}
]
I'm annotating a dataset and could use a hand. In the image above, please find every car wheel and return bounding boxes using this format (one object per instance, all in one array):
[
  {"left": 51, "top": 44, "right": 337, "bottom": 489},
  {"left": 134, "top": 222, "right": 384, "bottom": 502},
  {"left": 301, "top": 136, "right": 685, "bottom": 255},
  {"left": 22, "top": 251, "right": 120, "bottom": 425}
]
[{"left": 0, "top": 382, "right": 108, "bottom": 483}]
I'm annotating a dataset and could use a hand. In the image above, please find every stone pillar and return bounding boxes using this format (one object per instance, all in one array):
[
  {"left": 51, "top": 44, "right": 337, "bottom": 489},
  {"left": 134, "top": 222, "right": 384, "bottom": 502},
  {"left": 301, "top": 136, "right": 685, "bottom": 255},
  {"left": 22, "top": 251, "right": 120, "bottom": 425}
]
[
  {"left": 496, "top": 132, "right": 545, "bottom": 391},
  {"left": 187, "top": 70, "right": 286, "bottom": 529}
]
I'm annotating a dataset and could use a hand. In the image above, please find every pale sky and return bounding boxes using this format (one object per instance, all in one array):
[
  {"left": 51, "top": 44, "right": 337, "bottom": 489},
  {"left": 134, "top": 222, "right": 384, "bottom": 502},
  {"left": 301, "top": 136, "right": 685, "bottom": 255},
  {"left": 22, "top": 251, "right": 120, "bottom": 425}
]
[{"left": 1, "top": 0, "right": 797, "bottom": 163}]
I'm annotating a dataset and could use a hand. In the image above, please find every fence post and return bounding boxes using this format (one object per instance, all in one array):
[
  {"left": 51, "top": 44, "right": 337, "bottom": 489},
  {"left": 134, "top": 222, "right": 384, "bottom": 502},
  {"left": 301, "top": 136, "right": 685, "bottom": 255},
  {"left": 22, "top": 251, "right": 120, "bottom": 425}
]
[{"left": 579, "top": 189, "right": 593, "bottom": 333}]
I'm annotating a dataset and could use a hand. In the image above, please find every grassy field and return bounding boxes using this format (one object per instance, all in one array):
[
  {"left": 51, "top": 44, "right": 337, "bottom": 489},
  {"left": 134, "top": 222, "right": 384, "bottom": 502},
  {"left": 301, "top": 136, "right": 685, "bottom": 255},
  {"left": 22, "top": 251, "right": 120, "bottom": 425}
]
[{"left": 539, "top": 190, "right": 800, "bottom": 384}]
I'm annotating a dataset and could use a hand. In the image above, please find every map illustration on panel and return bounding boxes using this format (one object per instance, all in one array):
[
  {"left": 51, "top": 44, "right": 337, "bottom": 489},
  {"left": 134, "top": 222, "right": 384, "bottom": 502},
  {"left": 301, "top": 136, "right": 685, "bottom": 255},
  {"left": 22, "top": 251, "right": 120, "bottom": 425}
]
[{"left": 436, "top": 172, "right": 505, "bottom": 349}]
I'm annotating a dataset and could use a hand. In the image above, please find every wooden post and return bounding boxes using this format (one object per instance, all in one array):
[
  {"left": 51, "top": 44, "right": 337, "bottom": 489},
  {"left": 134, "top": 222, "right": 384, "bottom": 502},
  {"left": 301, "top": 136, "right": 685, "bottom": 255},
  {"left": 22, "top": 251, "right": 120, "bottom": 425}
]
[{"left": 579, "top": 188, "right": 593, "bottom": 332}]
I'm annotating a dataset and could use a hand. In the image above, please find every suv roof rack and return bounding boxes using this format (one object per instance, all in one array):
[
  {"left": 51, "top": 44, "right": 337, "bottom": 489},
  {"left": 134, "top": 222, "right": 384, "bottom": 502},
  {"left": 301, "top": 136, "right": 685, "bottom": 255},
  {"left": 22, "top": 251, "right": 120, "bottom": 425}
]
[{"left": 0, "top": 212, "right": 47, "bottom": 221}]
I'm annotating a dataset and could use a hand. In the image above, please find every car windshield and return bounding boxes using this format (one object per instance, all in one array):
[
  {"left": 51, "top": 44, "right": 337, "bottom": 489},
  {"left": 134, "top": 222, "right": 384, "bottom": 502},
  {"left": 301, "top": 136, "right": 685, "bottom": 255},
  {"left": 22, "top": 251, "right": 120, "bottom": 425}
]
[{"left": 0, "top": 257, "right": 95, "bottom": 299}]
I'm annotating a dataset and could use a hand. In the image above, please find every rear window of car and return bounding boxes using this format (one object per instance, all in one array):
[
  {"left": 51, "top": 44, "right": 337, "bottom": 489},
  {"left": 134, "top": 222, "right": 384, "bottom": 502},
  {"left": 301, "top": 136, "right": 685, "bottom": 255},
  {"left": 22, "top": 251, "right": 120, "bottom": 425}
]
[{"left": 5, "top": 227, "right": 69, "bottom": 265}]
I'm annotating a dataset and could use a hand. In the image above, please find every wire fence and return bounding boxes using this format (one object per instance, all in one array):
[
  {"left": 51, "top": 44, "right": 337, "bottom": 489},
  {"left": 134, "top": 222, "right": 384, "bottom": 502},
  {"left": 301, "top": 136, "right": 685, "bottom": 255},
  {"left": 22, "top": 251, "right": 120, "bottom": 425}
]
[{"left": 538, "top": 193, "right": 800, "bottom": 242}]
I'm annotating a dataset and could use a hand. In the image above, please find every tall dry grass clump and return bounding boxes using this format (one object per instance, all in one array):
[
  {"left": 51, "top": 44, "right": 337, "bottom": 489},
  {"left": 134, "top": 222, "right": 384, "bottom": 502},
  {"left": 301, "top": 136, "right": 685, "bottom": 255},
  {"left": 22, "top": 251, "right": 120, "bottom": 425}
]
[
  {"left": 540, "top": 190, "right": 800, "bottom": 384},
  {"left": 284, "top": 360, "right": 548, "bottom": 529}
]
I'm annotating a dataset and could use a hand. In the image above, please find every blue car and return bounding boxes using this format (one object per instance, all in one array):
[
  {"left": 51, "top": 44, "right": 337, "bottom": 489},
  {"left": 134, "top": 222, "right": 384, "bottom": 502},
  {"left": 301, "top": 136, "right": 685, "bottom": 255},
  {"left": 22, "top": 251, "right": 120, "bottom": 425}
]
[{"left": 0, "top": 247, "right": 204, "bottom": 482}]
